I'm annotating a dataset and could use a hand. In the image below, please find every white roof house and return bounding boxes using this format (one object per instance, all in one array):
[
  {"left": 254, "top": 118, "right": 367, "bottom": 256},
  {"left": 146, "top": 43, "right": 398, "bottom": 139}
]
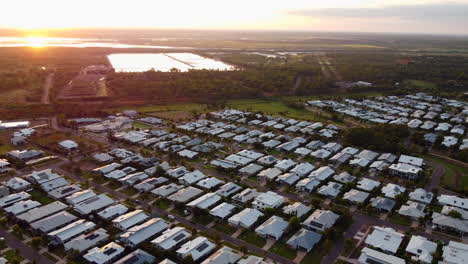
[
  {"left": 84, "top": 242, "right": 125, "bottom": 264},
  {"left": 381, "top": 183, "right": 406, "bottom": 198},
  {"left": 176, "top": 236, "right": 216, "bottom": 261},
  {"left": 74, "top": 194, "right": 115, "bottom": 215},
  {"left": 239, "top": 164, "right": 264, "bottom": 176},
  {"left": 187, "top": 193, "right": 221, "bottom": 210},
  {"left": 343, "top": 189, "right": 370, "bottom": 204},
  {"left": 28, "top": 169, "right": 61, "bottom": 184},
  {"left": 40, "top": 177, "right": 69, "bottom": 192},
  {"left": 438, "top": 195, "right": 468, "bottom": 210},
  {"left": 0, "top": 191, "right": 31, "bottom": 208},
  {"left": 232, "top": 188, "right": 259, "bottom": 204},
  {"left": 196, "top": 177, "right": 224, "bottom": 190},
  {"left": 358, "top": 247, "right": 405, "bottom": 264},
  {"left": 365, "top": 226, "right": 404, "bottom": 254},
  {"left": 255, "top": 216, "right": 289, "bottom": 240},
  {"left": 309, "top": 166, "right": 334, "bottom": 181},
  {"left": 225, "top": 154, "right": 253, "bottom": 166},
  {"left": 49, "top": 184, "right": 82, "bottom": 199},
  {"left": 201, "top": 246, "right": 242, "bottom": 264},
  {"left": 287, "top": 228, "right": 322, "bottom": 254},
  {"left": 296, "top": 178, "right": 321, "bottom": 193},
  {"left": 442, "top": 241, "right": 468, "bottom": 264},
  {"left": 405, "top": 235, "right": 437, "bottom": 263},
  {"left": 31, "top": 211, "right": 78, "bottom": 234},
  {"left": 398, "top": 201, "right": 426, "bottom": 219},
  {"left": 228, "top": 208, "right": 264, "bottom": 228},
  {"left": 59, "top": 140, "right": 79, "bottom": 150},
  {"left": 2, "top": 177, "right": 31, "bottom": 192},
  {"left": 257, "top": 155, "right": 278, "bottom": 166},
  {"left": 216, "top": 183, "right": 242, "bottom": 197},
  {"left": 432, "top": 212, "right": 468, "bottom": 234},
  {"left": 303, "top": 210, "right": 339, "bottom": 232},
  {"left": 290, "top": 162, "right": 315, "bottom": 177},
  {"left": 210, "top": 202, "right": 236, "bottom": 219},
  {"left": 333, "top": 172, "right": 356, "bottom": 184},
  {"left": 48, "top": 219, "right": 96, "bottom": 244},
  {"left": 399, "top": 154, "right": 423, "bottom": 167},
  {"left": 119, "top": 218, "right": 169, "bottom": 247},
  {"left": 179, "top": 170, "right": 207, "bottom": 185},
  {"left": 152, "top": 183, "right": 184, "bottom": 198},
  {"left": 112, "top": 210, "right": 149, "bottom": 230},
  {"left": 252, "top": 191, "right": 285, "bottom": 210},
  {"left": 97, "top": 204, "right": 129, "bottom": 220},
  {"left": 282, "top": 202, "right": 312, "bottom": 218},
  {"left": 409, "top": 188, "right": 434, "bottom": 204},
  {"left": 274, "top": 159, "right": 296, "bottom": 171},
  {"left": 237, "top": 150, "right": 264, "bottom": 160},
  {"left": 317, "top": 182, "right": 342, "bottom": 198},
  {"left": 5, "top": 200, "right": 41, "bottom": 215},
  {"left": 64, "top": 228, "right": 109, "bottom": 253},
  {"left": 115, "top": 249, "right": 155, "bottom": 264},
  {"left": 17, "top": 201, "right": 68, "bottom": 223},
  {"left": 151, "top": 227, "right": 192, "bottom": 250},
  {"left": 357, "top": 178, "right": 381, "bottom": 192},
  {"left": 66, "top": 190, "right": 97, "bottom": 205},
  {"left": 258, "top": 167, "right": 282, "bottom": 181}
]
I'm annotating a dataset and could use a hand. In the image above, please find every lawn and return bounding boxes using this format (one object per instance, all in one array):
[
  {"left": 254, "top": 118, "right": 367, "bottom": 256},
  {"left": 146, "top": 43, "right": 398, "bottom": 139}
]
[
  {"left": 406, "top": 80, "right": 438, "bottom": 90},
  {"left": 121, "top": 187, "right": 139, "bottom": 196},
  {"left": 301, "top": 238, "right": 333, "bottom": 264},
  {"left": 424, "top": 155, "right": 468, "bottom": 191},
  {"left": 227, "top": 99, "right": 324, "bottom": 122},
  {"left": 3, "top": 249, "right": 25, "bottom": 263},
  {"left": 29, "top": 190, "right": 55, "bottom": 204},
  {"left": 239, "top": 230, "right": 266, "bottom": 248},
  {"left": 154, "top": 198, "right": 171, "bottom": 210},
  {"left": 270, "top": 241, "right": 297, "bottom": 259},
  {"left": 213, "top": 222, "right": 237, "bottom": 235},
  {"left": 388, "top": 214, "right": 412, "bottom": 227},
  {"left": 132, "top": 121, "right": 153, "bottom": 129}
]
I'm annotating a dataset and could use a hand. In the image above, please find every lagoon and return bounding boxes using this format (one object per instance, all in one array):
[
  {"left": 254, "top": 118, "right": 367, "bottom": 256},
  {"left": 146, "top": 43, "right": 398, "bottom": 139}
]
[{"left": 107, "top": 53, "right": 233, "bottom": 72}]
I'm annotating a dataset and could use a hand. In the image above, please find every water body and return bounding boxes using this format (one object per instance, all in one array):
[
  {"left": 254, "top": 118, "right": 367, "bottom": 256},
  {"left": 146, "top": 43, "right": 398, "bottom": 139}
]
[
  {"left": 0, "top": 37, "right": 190, "bottom": 49},
  {"left": 108, "top": 53, "right": 234, "bottom": 72}
]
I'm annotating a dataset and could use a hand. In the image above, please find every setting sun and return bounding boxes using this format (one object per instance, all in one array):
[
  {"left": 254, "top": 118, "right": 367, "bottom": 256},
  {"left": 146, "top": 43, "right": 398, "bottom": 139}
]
[{"left": 25, "top": 37, "right": 46, "bottom": 48}]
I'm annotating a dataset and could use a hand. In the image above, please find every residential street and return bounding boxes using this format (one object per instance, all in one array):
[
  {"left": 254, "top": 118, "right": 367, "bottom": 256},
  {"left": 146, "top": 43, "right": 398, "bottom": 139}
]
[{"left": 0, "top": 227, "right": 55, "bottom": 264}]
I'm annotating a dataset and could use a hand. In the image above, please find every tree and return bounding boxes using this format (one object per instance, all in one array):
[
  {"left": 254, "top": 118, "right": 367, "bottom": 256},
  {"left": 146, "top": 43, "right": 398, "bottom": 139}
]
[
  {"left": 31, "top": 237, "right": 43, "bottom": 249},
  {"left": 448, "top": 210, "right": 462, "bottom": 219},
  {"left": 289, "top": 216, "right": 301, "bottom": 231}
]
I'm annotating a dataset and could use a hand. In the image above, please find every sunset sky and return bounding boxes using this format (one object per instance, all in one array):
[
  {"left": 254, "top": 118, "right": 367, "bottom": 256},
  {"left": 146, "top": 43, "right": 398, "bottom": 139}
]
[{"left": 2, "top": 0, "right": 468, "bottom": 34}]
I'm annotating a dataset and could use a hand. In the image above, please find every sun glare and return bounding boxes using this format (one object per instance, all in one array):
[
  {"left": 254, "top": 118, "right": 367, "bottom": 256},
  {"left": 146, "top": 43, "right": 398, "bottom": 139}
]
[{"left": 25, "top": 37, "right": 46, "bottom": 48}]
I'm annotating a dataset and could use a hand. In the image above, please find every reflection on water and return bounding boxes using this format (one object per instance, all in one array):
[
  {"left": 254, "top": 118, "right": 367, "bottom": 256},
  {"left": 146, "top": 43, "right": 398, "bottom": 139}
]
[
  {"left": 108, "top": 53, "right": 234, "bottom": 72},
  {"left": 0, "top": 37, "right": 188, "bottom": 49}
]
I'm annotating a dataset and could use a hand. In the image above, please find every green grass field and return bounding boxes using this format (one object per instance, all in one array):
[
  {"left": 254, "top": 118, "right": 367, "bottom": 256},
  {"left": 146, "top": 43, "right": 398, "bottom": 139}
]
[
  {"left": 132, "top": 121, "right": 152, "bottom": 129},
  {"left": 226, "top": 99, "right": 325, "bottom": 122},
  {"left": 424, "top": 155, "right": 468, "bottom": 191},
  {"left": 270, "top": 241, "right": 297, "bottom": 259},
  {"left": 239, "top": 230, "right": 266, "bottom": 248}
]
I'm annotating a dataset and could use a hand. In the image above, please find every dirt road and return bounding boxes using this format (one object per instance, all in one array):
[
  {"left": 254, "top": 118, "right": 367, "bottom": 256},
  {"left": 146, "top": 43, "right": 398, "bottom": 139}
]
[{"left": 41, "top": 73, "right": 54, "bottom": 104}]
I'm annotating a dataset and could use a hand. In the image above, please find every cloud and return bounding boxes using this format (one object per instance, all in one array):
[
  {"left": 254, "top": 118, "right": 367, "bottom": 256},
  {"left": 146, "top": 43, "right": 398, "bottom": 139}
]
[{"left": 286, "top": 2, "right": 468, "bottom": 24}]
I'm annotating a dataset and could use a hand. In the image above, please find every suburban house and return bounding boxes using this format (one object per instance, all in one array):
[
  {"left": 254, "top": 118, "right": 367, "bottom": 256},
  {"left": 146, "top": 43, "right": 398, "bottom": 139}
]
[
  {"left": 209, "top": 202, "right": 237, "bottom": 219},
  {"left": 228, "top": 208, "right": 264, "bottom": 228},
  {"left": 358, "top": 247, "right": 405, "bottom": 264},
  {"left": 365, "top": 226, "right": 404, "bottom": 254},
  {"left": 64, "top": 228, "right": 109, "bottom": 253},
  {"left": 83, "top": 242, "right": 125, "bottom": 264},
  {"left": 176, "top": 236, "right": 216, "bottom": 262},
  {"left": 151, "top": 227, "right": 192, "bottom": 251},
  {"left": 286, "top": 228, "right": 322, "bottom": 252},
  {"left": 405, "top": 235, "right": 437, "bottom": 264},
  {"left": 255, "top": 216, "right": 289, "bottom": 240},
  {"left": 282, "top": 202, "right": 311, "bottom": 218},
  {"left": 302, "top": 210, "right": 339, "bottom": 232},
  {"left": 112, "top": 210, "right": 149, "bottom": 230},
  {"left": 119, "top": 218, "right": 169, "bottom": 247},
  {"left": 252, "top": 191, "right": 285, "bottom": 211}
]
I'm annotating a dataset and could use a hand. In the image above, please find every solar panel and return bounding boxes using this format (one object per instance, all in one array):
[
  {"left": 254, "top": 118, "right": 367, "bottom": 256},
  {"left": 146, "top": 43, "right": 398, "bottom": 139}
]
[
  {"left": 173, "top": 233, "right": 186, "bottom": 242},
  {"left": 104, "top": 248, "right": 117, "bottom": 255},
  {"left": 85, "top": 233, "right": 99, "bottom": 240},
  {"left": 83, "top": 196, "right": 100, "bottom": 204},
  {"left": 196, "top": 243, "right": 209, "bottom": 252}
]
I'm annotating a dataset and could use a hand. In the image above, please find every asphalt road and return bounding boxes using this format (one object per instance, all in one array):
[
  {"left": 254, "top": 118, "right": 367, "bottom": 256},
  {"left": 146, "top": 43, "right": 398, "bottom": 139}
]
[{"left": 0, "top": 227, "right": 54, "bottom": 264}]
